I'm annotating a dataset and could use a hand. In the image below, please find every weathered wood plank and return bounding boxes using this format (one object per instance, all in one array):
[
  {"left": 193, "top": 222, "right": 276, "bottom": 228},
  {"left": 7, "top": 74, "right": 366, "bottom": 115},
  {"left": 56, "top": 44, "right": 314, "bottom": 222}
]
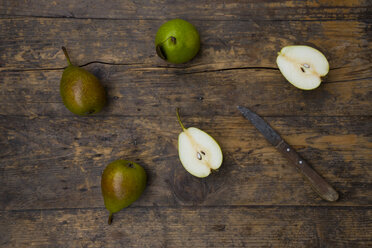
[
  {"left": 1, "top": 116, "right": 370, "bottom": 210},
  {"left": 0, "top": 66, "right": 371, "bottom": 117},
  {"left": 0, "top": 0, "right": 370, "bottom": 21},
  {"left": 1, "top": 1, "right": 370, "bottom": 247},
  {"left": 0, "top": 207, "right": 371, "bottom": 247},
  {"left": 0, "top": 19, "right": 370, "bottom": 70}
]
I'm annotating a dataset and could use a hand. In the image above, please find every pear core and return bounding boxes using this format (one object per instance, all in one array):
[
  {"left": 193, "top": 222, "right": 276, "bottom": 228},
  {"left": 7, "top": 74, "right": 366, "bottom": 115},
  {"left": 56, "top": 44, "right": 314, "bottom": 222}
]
[
  {"left": 276, "top": 45, "right": 329, "bottom": 90},
  {"left": 176, "top": 109, "right": 223, "bottom": 178}
]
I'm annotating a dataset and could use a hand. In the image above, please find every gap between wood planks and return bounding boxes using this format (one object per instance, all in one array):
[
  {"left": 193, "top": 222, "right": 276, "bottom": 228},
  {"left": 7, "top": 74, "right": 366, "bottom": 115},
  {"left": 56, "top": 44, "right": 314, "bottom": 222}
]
[
  {"left": 0, "top": 61, "right": 348, "bottom": 75},
  {"left": 0, "top": 14, "right": 369, "bottom": 22},
  {"left": 0, "top": 62, "right": 278, "bottom": 73},
  {"left": 1, "top": 63, "right": 369, "bottom": 85},
  {"left": 1, "top": 205, "right": 372, "bottom": 213},
  {"left": 1, "top": 114, "right": 371, "bottom": 118}
]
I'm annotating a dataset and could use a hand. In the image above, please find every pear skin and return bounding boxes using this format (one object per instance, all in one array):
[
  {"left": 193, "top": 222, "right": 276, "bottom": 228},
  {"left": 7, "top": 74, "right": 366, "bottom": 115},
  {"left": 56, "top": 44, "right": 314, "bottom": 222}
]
[
  {"left": 155, "top": 19, "right": 200, "bottom": 64},
  {"left": 60, "top": 47, "right": 106, "bottom": 115},
  {"left": 101, "top": 160, "right": 147, "bottom": 224}
]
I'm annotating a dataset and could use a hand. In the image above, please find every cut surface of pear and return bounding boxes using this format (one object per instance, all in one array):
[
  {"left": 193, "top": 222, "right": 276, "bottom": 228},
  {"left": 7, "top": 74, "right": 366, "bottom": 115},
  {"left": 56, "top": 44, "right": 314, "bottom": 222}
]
[
  {"left": 276, "top": 45, "right": 329, "bottom": 90},
  {"left": 177, "top": 109, "right": 223, "bottom": 178}
]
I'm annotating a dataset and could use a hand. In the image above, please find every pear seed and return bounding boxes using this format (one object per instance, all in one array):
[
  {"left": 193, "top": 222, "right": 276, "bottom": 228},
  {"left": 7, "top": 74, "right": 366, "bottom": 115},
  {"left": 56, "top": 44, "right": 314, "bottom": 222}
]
[
  {"left": 197, "top": 152, "right": 202, "bottom": 160},
  {"left": 201, "top": 151, "right": 206, "bottom": 155},
  {"left": 303, "top": 63, "right": 310, "bottom": 68}
]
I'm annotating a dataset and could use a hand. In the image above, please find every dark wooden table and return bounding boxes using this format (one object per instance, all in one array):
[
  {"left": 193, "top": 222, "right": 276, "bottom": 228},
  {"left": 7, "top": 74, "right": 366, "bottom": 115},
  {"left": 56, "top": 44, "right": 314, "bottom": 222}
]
[{"left": 1, "top": 1, "right": 371, "bottom": 247}]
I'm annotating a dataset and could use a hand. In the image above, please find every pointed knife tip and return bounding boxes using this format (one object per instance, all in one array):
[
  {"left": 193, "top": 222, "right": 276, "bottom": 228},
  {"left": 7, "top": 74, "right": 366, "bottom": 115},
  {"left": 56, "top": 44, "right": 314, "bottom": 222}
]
[
  {"left": 237, "top": 106, "right": 245, "bottom": 115},
  {"left": 237, "top": 105, "right": 249, "bottom": 113}
]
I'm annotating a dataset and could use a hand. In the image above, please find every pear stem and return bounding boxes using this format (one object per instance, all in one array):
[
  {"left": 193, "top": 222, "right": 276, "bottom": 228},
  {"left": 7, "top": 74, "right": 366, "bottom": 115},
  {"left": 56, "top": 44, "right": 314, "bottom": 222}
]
[
  {"left": 108, "top": 212, "right": 113, "bottom": 225},
  {"left": 62, "top": 46, "right": 72, "bottom": 66},
  {"left": 159, "top": 36, "right": 176, "bottom": 45},
  {"left": 176, "top": 108, "right": 186, "bottom": 131}
]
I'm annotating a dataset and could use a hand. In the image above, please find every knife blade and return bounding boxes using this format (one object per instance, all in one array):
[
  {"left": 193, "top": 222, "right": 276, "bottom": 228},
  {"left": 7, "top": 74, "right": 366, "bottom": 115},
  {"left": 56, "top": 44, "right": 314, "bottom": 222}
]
[{"left": 237, "top": 106, "right": 339, "bottom": 202}]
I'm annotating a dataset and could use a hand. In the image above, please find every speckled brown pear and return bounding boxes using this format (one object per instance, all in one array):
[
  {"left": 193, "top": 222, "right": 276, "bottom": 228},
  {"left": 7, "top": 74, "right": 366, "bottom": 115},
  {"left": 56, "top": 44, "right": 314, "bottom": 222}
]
[
  {"left": 60, "top": 47, "right": 106, "bottom": 115},
  {"left": 101, "top": 160, "right": 147, "bottom": 225}
]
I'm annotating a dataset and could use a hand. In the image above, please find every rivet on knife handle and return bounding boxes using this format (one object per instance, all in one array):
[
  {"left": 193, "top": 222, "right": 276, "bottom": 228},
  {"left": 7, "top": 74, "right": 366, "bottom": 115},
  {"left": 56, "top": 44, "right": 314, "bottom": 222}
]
[{"left": 276, "top": 140, "right": 339, "bottom": 202}]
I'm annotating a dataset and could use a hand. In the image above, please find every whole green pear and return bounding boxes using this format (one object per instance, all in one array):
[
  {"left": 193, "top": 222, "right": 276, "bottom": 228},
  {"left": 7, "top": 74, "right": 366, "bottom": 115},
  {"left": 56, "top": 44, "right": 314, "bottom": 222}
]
[
  {"left": 101, "top": 159, "right": 147, "bottom": 225},
  {"left": 155, "top": 19, "right": 200, "bottom": 64},
  {"left": 60, "top": 47, "right": 106, "bottom": 115}
]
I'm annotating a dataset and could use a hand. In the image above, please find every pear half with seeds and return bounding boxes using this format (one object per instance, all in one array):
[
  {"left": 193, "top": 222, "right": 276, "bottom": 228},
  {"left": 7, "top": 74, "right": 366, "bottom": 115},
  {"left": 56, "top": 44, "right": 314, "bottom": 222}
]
[
  {"left": 276, "top": 45, "right": 329, "bottom": 90},
  {"left": 176, "top": 108, "right": 223, "bottom": 178}
]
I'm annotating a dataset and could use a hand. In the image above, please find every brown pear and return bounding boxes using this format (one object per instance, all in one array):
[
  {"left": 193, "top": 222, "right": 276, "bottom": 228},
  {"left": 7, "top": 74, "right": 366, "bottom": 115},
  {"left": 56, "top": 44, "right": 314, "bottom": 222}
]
[
  {"left": 60, "top": 47, "right": 106, "bottom": 115},
  {"left": 101, "top": 159, "right": 147, "bottom": 224}
]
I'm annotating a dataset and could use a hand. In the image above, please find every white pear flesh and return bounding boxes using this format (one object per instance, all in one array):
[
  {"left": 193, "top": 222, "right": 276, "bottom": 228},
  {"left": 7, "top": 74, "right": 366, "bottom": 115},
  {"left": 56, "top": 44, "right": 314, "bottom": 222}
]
[
  {"left": 276, "top": 45, "right": 329, "bottom": 90},
  {"left": 178, "top": 127, "right": 223, "bottom": 178}
]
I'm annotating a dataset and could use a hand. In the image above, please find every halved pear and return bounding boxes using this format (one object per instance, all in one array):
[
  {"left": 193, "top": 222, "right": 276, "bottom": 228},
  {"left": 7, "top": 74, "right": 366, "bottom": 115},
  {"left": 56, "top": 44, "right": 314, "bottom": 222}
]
[
  {"left": 176, "top": 108, "right": 223, "bottom": 178},
  {"left": 276, "top": 45, "right": 329, "bottom": 90}
]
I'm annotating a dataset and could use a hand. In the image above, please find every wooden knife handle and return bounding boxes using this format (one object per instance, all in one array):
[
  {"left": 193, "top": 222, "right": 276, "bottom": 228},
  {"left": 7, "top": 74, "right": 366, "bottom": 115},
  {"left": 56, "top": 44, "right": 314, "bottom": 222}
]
[{"left": 276, "top": 140, "right": 339, "bottom": 202}]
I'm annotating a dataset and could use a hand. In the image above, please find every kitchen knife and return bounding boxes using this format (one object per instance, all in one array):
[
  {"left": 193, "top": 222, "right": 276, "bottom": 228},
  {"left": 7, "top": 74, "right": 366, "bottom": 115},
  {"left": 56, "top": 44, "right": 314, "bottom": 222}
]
[{"left": 237, "top": 106, "right": 339, "bottom": 202}]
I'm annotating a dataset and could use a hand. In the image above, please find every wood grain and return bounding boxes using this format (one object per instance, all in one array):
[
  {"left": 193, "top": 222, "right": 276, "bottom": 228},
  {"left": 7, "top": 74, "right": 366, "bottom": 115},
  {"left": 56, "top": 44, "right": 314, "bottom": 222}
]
[
  {"left": 0, "top": 19, "right": 370, "bottom": 70},
  {"left": 1, "top": 207, "right": 371, "bottom": 247},
  {"left": 1, "top": 66, "right": 371, "bottom": 117},
  {"left": 0, "top": 0, "right": 370, "bottom": 20},
  {"left": 1, "top": 115, "right": 370, "bottom": 210},
  {"left": 1, "top": 1, "right": 371, "bottom": 247}
]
